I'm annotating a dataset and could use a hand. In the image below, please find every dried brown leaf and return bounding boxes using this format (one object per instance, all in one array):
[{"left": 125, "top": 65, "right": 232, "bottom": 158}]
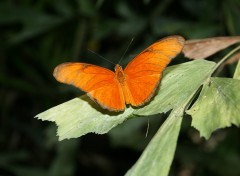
[{"left": 183, "top": 36, "right": 240, "bottom": 59}]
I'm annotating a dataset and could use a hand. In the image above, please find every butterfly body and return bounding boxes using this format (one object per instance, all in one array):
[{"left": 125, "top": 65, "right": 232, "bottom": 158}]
[
  {"left": 115, "top": 64, "right": 137, "bottom": 107},
  {"left": 115, "top": 64, "right": 125, "bottom": 85},
  {"left": 54, "top": 36, "right": 185, "bottom": 111}
]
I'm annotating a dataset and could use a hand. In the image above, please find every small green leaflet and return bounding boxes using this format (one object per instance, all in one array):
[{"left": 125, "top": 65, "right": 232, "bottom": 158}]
[{"left": 187, "top": 77, "right": 240, "bottom": 139}]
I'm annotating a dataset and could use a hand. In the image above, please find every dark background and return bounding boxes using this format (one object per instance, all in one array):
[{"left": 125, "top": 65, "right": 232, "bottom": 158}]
[{"left": 1, "top": 0, "right": 240, "bottom": 176}]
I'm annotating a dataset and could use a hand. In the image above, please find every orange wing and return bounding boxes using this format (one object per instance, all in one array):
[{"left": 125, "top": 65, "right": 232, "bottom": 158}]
[
  {"left": 53, "top": 63, "right": 125, "bottom": 111},
  {"left": 123, "top": 35, "right": 185, "bottom": 106}
]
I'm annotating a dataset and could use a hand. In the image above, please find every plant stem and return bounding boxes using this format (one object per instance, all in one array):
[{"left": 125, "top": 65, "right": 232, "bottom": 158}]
[
  {"left": 211, "top": 45, "right": 240, "bottom": 74},
  {"left": 186, "top": 45, "right": 240, "bottom": 111}
]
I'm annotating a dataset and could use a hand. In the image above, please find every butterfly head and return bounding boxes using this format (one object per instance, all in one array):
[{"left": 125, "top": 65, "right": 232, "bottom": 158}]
[{"left": 114, "top": 64, "right": 122, "bottom": 71}]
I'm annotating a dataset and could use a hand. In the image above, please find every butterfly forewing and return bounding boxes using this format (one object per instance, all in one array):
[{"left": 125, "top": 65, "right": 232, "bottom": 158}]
[
  {"left": 53, "top": 63, "right": 125, "bottom": 111},
  {"left": 123, "top": 36, "right": 185, "bottom": 106}
]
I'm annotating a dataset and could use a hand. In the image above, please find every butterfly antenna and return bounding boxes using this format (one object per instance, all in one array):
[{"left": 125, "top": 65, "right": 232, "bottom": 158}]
[
  {"left": 88, "top": 49, "right": 116, "bottom": 66},
  {"left": 118, "top": 37, "right": 134, "bottom": 65},
  {"left": 145, "top": 118, "right": 150, "bottom": 138}
]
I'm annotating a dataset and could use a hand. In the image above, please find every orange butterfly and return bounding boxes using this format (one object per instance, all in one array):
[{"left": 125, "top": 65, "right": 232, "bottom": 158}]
[{"left": 53, "top": 36, "right": 185, "bottom": 111}]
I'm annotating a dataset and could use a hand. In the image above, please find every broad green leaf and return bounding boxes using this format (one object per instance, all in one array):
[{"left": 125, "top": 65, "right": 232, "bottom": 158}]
[
  {"left": 36, "top": 96, "right": 135, "bottom": 140},
  {"left": 136, "top": 60, "right": 216, "bottom": 115},
  {"left": 125, "top": 108, "right": 183, "bottom": 176},
  {"left": 187, "top": 77, "right": 240, "bottom": 139},
  {"left": 233, "top": 60, "right": 240, "bottom": 79},
  {"left": 36, "top": 60, "right": 215, "bottom": 140},
  {"left": 124, "top": 60, "right": 216, "bottom": 176}
]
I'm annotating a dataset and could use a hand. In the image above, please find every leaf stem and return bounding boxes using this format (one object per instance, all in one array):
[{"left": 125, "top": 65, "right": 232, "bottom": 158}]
[
  {"left": 211, "top": 45, "right": 240, "bottom": 74},
  {"left": 185, "top": 46, "right": 240, "bottom": 111},
  {"left": 187, "top": 45, "right": 240, "bottom": 110}
]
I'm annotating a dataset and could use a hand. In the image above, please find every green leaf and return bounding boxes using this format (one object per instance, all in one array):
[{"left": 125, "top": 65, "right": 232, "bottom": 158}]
[
  {"left": 36, "top": 60, "right": 216, "bottom": 140},
  {"left": 124, "top": 60, "right": 216, "bottom": 176},
  {"left": 36, "top": 96, "right": 135, "bottom": 140},
  {"left": 233, "top": 60, "right": 240, "bottom": 79},
  {"left": 125, "top": 108, "right": 183, "bottom": 176},
  {"left": 187, "top": 77, "right": 240, "bottom": 139},
  {"left": 135, "top": 60, "right": 216, "bottom": 115}
]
